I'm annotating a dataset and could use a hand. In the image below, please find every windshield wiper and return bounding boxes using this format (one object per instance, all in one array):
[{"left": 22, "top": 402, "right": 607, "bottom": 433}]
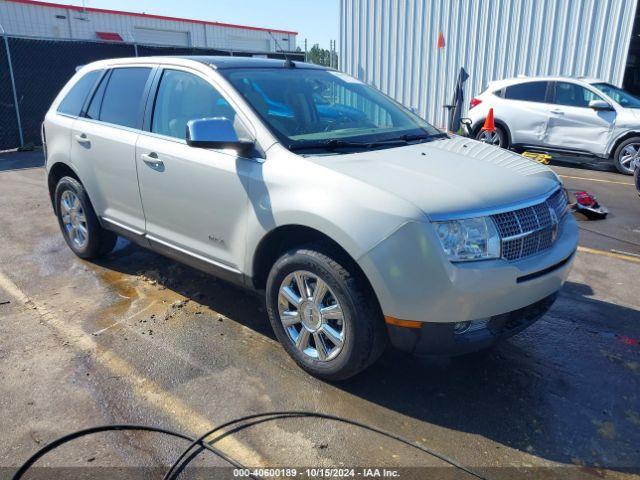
[
  {"left": 289, "top": 138, "right": 400, "bottom": 151},
  {"left": 289, "top": 132, "right": 448, "bottom": 152},
  {"left": 398, "top": 132, "right": 448, "bottom": 142}
]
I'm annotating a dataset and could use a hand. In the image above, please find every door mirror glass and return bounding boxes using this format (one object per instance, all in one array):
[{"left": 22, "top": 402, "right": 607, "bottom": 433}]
[
  {"left": 588, "top": 99, "right": 613, "bottom": 111},
  {"left": 186, "top": 117, "right": 254, "bottom": 156}
]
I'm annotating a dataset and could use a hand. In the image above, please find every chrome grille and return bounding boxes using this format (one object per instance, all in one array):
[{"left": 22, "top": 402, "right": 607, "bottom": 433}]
[{"left": 491, "top": 189, "right": 568, "bottom": 261}]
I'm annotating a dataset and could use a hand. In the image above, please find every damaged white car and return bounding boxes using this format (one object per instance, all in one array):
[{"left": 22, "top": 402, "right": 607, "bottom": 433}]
[{"left": 468, "top": 76, "right": 640, "bottom": 174}]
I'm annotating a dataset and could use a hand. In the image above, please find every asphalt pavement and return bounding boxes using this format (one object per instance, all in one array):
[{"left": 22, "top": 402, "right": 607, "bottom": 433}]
[{"left": 0, "top": 150, "right": 638, "bottom": 479}]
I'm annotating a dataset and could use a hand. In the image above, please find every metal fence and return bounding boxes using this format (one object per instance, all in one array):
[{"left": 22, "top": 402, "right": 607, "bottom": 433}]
[{"left": 0, "top": 36, "right": 304, "bottom": 151}]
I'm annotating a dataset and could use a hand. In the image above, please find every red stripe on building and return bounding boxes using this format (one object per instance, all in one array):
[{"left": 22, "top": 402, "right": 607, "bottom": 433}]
[
  {"left": 4, "top": 0, "right": 298, "bottom": 35},
  {"left": 96, "top": 31, "right": 123, "bottom": 41}
]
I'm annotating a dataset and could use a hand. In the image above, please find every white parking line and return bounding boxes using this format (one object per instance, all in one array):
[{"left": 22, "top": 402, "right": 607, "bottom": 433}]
[{"left": 0, "top": 269, "right": 266, "bottom": 466}]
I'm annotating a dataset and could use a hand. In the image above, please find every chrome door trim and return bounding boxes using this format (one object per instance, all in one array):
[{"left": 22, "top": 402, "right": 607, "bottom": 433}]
[
  {"left": 101, "top": 216, "right": 145, "bottom": 236},
  {"left": 145, "top": 234, "right": 242, "bottom": 274}
]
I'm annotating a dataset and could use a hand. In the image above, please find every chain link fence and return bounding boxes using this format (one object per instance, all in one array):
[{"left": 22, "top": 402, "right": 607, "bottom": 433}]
[{"left": 0, "top": 36, "right": 304, "bottom": 151}]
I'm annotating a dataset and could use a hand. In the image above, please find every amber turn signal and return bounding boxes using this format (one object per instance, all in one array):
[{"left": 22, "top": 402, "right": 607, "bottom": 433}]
[{"left": 384, "top": 316, "right": 423, "bottom": 329}]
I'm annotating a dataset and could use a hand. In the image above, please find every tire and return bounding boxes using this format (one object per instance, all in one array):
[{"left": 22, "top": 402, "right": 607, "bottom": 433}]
[
  {"left": 265, "top": 244, "right": 387, "bottom": 381},
  {"left": 475, "top": 125, "right": 509, "bottom": 149},
  {"left": 613, "top": 137, "right": 640, "bottom": 175},
  {"left": 54, "top": 176, "right": 117, "bottom": 259},
  {"left": 634, "top": 164, "right": 640, "bottom": 197}
]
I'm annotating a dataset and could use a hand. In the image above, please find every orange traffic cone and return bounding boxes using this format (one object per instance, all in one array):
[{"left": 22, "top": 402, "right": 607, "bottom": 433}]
[{"left": 481, "top": 108, "right": 495, "bottom": 132}]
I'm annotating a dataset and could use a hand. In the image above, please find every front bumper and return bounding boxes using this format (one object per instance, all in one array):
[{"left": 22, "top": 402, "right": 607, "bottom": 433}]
[
  {"left": 357, "top": 214, "right": 578, "bottom": 352},
  {"left": 387, "top": 291, "right": 559, "bottom": 355}
]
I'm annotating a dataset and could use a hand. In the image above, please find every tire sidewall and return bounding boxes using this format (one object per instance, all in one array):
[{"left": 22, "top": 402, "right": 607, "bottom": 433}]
[
  {"left": 614, "top": 137, "right": 640, "bottom": 175},
  {"left": 54, "top": 176, "right": 101, "bottom": 258},
  {"left": 266, "top": 249, "right": 363, "bottom": 380}
]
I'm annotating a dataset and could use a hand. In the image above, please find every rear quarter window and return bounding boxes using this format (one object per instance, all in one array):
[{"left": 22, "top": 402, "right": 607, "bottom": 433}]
[
  {"left": 504, "top": 81, "right": 549, "bottom": 103},
  {"left": 57, "top": 70, "right": 101, "bottom": 116}
]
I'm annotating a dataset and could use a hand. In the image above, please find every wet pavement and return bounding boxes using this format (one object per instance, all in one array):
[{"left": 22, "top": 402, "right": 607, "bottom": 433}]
[{"left": 0, "top": 150, "right": 639, "bottom": 479}]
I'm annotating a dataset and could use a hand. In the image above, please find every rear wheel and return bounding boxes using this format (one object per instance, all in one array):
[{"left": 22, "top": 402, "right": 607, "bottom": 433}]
[
  {"left": 476, "top": 125, "right": 509, "bottom": 149},
  {"left": 55, "top": 176, "right": 117, "bottom": 259},
  {"left": 266, "top": 245, "right": 386, "bottom": 381},
  {"left": 613, "top": 137, "right": 640, "bottom": 175}
]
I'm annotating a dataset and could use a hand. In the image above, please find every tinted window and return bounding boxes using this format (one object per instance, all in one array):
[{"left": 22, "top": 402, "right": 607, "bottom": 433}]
[
  {"left": 593, "top": 82, "right": 640, "bottom": 108},
  {"left": 57, "top": 70, "right": 101, "bottom": 116},
  {"left": 504, "top": 81, "right": 548, "bottom": 102},
  {"left": 85, "top": 73, "right": 109, "bottom": 120},
  {"left": 99, "top": 68, "right": 151, "bottom": 128},
  {"left": 152, "top": 69, "right": 240, "bottom": 139},
  {"left": 553, "top": 82, "right": 602, "bottom": 108}
]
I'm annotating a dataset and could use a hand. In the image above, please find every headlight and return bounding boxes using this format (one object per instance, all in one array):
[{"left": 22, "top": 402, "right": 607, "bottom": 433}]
[{"left": 433, "top": 217, "right": 501, "bottom": 262}]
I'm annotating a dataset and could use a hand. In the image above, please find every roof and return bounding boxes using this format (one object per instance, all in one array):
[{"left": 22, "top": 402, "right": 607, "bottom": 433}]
[
  {"left": 184, "top": 56, "right": 328, "bottom": 70},
  {"left": 82, "top": 56, "right": 328, "bottom": 71},
  {"left": 4, "top": 0, "right": 298, "bottom": 35},
  {"left": 489, "top": 76, "right": 606, "bottom": 88}
]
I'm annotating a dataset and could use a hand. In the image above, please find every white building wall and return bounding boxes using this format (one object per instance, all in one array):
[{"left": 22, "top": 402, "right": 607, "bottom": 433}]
[
  {"left": 0, "top": 0, "right": 297, "bottom": 51},
  {"left": 340, "top": 0, "right": 638, "bottom": 128}
]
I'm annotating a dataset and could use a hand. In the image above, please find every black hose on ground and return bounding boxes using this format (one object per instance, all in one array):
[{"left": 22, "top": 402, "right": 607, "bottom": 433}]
[{"left": 12, "top": 410, "right": 489, "bottom": 480}]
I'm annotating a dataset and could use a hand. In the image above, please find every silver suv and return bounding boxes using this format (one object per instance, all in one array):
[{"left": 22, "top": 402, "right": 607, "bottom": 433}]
[{"left": 44, "top": 57, "right": 578, "bottom": 379}]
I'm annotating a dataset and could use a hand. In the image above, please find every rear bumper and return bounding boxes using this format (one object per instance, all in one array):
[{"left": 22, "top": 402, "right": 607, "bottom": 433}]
[{"left": 387, "top": 292, "right": 558, "bottom": 356}]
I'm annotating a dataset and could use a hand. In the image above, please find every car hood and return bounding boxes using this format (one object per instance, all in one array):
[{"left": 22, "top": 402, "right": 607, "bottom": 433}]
[{"left": 308, "top": 136, "right": 560, "bottom": 219}]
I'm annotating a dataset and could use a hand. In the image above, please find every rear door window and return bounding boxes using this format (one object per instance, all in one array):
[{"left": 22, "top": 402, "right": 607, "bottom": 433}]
[
  {"left": 504, "top": 81, "right": 549, "bottom": 103},
  {"left": 99, "top": 67, "right": 152, "bottom": 128},
  {"left": 57, "top": 70, "right": 102, "bottom": 116}
]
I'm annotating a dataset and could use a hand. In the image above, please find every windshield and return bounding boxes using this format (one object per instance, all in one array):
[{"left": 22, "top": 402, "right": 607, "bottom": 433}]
[
  {"left": 592, "top": 82, "right": 640, "bottom": 109},
  {"left": 220, "top": 67, "right": 443, "bottom": 151}
]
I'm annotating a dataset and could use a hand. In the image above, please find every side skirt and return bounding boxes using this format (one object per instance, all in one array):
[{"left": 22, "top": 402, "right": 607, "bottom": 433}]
[{"left": 100, "top": 217, "right": 250, "bottom": 290}]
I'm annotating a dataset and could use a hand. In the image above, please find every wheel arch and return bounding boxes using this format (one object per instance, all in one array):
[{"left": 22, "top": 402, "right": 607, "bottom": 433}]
[
  {"left": 607, "top": 131, "right": 640, "bottom": 158},
  {"left": 251, "top": 224, "right": 376, "bottom": 299},
  {"left": 47, "top": 162, "right": 81, "bottom": 213}
]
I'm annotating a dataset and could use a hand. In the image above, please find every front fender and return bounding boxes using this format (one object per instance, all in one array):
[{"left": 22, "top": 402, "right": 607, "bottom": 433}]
[{"left": 243, "top": 149, "right": 425, "bottom": 278}]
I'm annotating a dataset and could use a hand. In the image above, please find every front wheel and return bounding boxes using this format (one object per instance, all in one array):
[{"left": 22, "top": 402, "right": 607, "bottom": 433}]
[
  {"left": 266, "top": 245, "right": 386, "bottom": 381},
  {"left": 476, "top": 125, "right": 509, "bottom": 149},
  {"left": 613, "top": 137, "right": 640, "bottom": 175}
]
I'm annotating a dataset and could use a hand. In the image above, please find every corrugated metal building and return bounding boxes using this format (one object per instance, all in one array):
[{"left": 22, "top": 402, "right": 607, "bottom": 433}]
[
  {"left": 339, "top": 0, "right": 640, "bottom": 128},
  {"left": 0, "top": 0, "right": 297, "bottom": 52}
]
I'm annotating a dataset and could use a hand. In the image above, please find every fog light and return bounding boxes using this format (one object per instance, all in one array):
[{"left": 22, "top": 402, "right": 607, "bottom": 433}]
[{"left": 453, "top": 321, "right": 471, "bottom": 335}]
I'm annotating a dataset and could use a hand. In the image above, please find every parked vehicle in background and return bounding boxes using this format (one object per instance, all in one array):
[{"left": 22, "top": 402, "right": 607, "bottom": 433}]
[
  {"left": 468, "top": 76, "right": 640, "bottom": 174},
  {"left": 43, "top": 57, "right": 577, "bottom": 380}
]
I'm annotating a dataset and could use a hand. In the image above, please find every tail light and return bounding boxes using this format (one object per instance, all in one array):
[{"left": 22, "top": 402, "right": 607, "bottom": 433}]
[{"left": 469, "top": 98, "right": 482, "bottom": 109}]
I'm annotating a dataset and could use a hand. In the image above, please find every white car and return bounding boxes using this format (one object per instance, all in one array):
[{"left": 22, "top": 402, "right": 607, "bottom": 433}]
[
  {"left": 468, "top": 76, "right": 640, "bottom": 174},
  {"left": 43, "top": 57, "right": 577, "bottom": 379}
]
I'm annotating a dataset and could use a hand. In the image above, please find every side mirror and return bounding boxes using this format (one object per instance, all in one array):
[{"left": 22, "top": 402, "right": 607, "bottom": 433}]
[
  {"left": 589, "top": 99, "right": 613, "bottom": 111},
  {"left": 186, "top": 118, "right": 255, "bottom": 156}
]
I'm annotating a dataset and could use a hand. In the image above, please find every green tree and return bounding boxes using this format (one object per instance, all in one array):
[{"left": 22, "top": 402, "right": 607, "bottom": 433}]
[{"left": 307, "top": 43, "right": 337, "bottom": 67}]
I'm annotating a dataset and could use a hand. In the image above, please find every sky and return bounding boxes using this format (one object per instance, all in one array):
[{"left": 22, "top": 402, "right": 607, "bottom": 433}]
[{"left": 44, "top": 0, "right": 339, "bottom": 49}]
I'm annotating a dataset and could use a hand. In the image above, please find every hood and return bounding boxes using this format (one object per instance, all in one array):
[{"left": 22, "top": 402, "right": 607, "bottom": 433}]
[{"left": 308, "top": 136, "right": 560, "bottom": 219}]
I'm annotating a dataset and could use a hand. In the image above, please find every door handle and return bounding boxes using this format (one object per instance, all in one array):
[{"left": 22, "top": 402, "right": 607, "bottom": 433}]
[
  {"left": 74, "top": 133, "right": 90, "bottom": 145},
  {"left": 550, "top": 109, "right": 564, "bottom": 115},
  {"left": 141, "top": 152, "right": 164, "bottom": 171}
]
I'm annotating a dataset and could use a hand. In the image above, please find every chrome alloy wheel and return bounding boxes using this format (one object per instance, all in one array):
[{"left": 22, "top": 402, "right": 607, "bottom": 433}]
[
  {"left": 619, "top": 143, "right": 640, "bottom": 174},
  {"left": 60, "top": 190, "right": 88, "bottom": 248},
  {"left": 477, "top": 129, "right": 502, "bottom": 146},
  {"left": 278, "top": 270, "right": 345, "bottom": 361}
]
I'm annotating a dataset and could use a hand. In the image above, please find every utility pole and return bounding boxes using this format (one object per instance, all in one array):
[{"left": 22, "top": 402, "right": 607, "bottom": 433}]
[{"left": 304, "top": 38, "right": 307, "bottom": 62}]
